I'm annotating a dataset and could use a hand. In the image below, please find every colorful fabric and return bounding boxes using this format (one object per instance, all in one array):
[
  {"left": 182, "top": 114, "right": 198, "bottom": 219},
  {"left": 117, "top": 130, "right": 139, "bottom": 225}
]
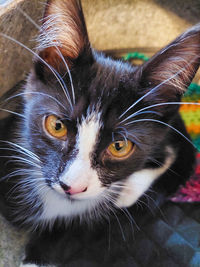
[
  {"left": 172, "top": 83, "right": 200, "bottom": 202},
  {"left": 171, "top": 154, "right": 200, "bottom": 202},
  {"left": 180, "top": 83, "right": 200, "bottom": 152}
]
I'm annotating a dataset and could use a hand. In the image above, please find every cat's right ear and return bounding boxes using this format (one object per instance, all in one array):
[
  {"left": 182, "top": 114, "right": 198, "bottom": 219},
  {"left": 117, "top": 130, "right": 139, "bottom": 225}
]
[
  {"left": 34, "top": 0, "right": 92, "bottom": 76},
  {"left": 135, "top": 24, "right": 200, "bottom": 105}
]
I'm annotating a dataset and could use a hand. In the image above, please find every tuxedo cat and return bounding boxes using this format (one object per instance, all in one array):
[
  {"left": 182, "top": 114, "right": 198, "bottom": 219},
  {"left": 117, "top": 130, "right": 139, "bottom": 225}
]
[{"left": 0, "top": 0, "right": 200, "bottom": 266}]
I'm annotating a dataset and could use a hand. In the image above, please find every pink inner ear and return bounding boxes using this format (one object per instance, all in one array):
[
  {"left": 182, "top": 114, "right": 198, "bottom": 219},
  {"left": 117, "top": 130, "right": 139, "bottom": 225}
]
[{"left": 39, "top": 46, "right": 74, "bottom": 71}]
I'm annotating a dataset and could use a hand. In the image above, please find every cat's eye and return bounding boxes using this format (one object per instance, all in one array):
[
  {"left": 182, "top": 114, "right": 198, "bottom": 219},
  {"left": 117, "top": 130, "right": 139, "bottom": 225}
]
[
  {"left": 107, "top": 140, "right": 134, "bottom": 159},
  {"left": 44, "top": 115, "right": 67, "bottom": 140}
]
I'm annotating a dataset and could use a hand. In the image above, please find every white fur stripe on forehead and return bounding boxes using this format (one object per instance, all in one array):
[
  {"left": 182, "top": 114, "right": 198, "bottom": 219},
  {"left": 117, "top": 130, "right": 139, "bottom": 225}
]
[{"left": 77, "top": 113, "right": 102, "bottom": 160}]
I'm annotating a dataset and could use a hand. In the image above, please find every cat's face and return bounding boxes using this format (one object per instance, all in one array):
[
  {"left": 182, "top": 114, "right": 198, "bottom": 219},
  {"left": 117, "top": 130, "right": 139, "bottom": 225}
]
[
  {"left": 25, "top": 54, "right": 164, "bottom": 220},
  {"left": 12, "top": 0, "right": 200, "bottom": 225}
]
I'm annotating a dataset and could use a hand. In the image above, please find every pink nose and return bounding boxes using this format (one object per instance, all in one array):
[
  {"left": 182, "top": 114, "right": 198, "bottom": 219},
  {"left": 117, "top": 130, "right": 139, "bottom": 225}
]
[{"left": 60, "top": 182, "right": 87, "bottom": 195}]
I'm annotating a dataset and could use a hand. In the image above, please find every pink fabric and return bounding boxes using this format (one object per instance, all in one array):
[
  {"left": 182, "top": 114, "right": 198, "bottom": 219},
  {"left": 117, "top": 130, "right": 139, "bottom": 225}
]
[{"left": 171, "top": 153, "right": 200, "bottom": 202}]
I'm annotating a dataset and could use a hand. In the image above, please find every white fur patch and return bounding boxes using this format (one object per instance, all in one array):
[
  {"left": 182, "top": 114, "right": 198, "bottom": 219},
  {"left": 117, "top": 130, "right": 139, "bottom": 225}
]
[
  {"left": 116, "top": 147, "right": 175, "bottom": 208},
  {"left": 40, "top": 188, "right": 98, "bottom": 221},
  {"left": 59, "top": 112, "right": 103, "bottom": 198},
  {"left": 41, "top": 112, "right": 105, "bottom": 221}
]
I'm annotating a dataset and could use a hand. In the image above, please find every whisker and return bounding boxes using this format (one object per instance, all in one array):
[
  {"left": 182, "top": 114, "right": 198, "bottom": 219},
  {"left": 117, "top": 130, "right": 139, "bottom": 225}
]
[
  {"left": 115, "top": 126, "right": 129, "bottom": 136},
  {"left": 34, "top": 184, "right": 49, "bottom": 196},
  {"left": 148, "top": 157, "right": 178, "bottom": 176},
  {"left": 142, "top": 191, "right": 166, "bottom": 218},
  {"left": 0, "top": 140, "right": 40, "bottom": 161},
  {"left": 54, "top": 46, "right": 75, "bottom": 105},
  {"left": 137, "top": 196, "right": 156, "bottom": 215},
  {"left": 126, "top": 133, "right": 143, "bottom": 148},
  {"left": 1, "top": 91, "right": 67, "bottom": 112},
  {"left": 112, "top": 200, "right": 136, "bottom": 233},
  {"left": 110, "top": 209, "right": 126, "bottom": 241},
  {"left": 6, "top": 176, "right": 47, "bottom": 200},
  {"left": 0, "top": 169, "right": 29, "bottom": 181},
  {"left": 135, "top": 199, "right": 145, "bottom": 210},
  {"left": 0, "top": 169, "right": 42, "bottom": 182},
  {"left": 0, "top": 147, "right": 40, "bottom": 163},
  {"left": 103, "top": 192, "right": 117, "bottom": 203},
  {"left": 120, "top": 110, "right": 162, "bottom": 124},
  {"left": 118, "top": 131, "right": 127, "bottom": 144},
  {"left": 0, "top": 156, "right": 41, "bottom": 168},
  {"left": 125, "top": 118, "right": 194, "bottom": 147},
  {"left": 122, "top": 101, "right": 200, "bottom": 123},
  {"left": 111, "top": 181, "right": 131, "bottom": 189},
  {"left": 119, "top": 57, "right": 199, "bottom": 120},
  {"left": 0, "top": 33, "right": 73, "bottom": 111},
  {"left": 107, "top": 199, "right": 136, "bottom": 237},
  {"left": 116, "top": 126, "right": 145, "bottom": 147},
  {"left": 16, "top": 8, "right": 76, "bottom": 106},
  {"left": 124, "top": 207, "right": 140, "bottom": 231},
  {"left": 0, "top": 108, "right": 25, "bottom": 118}
]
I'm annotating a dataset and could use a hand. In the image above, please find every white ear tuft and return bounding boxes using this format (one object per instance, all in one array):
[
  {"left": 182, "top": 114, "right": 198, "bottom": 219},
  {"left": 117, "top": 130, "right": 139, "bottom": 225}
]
[
  {"left": 140, "top": 23, "right": 200, "bottom": 94},
  {"left": 37, "top": 0, "right": 90, "bottom": 70}
]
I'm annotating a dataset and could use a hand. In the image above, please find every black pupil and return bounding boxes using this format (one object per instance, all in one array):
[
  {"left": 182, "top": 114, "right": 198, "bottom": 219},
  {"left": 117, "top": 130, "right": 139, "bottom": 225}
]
[
  {"left": 115, "top": 142, "right": 123, "bottom": 151},
  {"left": 55, "top": 121, "right": 62, "bottom": 131}
]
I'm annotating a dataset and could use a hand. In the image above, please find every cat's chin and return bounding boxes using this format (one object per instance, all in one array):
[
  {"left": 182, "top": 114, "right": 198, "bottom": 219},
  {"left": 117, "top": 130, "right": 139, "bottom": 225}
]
[{"left": 39, "top": 185, "right": 108, "bottom": 224}]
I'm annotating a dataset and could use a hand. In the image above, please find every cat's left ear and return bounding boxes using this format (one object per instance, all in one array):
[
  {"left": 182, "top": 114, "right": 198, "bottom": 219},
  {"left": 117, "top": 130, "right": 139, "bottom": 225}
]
[
  {"left": 36, "top": 0, "right": 92, "bottom": 73},
  {"left": 136, "top": 24, "right": 200, "bottom": 102}
]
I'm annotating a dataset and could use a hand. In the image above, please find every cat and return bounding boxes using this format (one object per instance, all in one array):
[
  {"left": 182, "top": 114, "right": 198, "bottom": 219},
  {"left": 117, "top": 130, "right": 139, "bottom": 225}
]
[{"left": 0, "top": 0, "right": 200, "bottom": 266}]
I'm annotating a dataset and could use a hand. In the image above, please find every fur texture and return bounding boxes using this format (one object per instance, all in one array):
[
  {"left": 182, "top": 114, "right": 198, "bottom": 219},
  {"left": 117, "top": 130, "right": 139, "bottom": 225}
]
[{"left": 0, "top": 0, "right": 200, "bottom": 265}]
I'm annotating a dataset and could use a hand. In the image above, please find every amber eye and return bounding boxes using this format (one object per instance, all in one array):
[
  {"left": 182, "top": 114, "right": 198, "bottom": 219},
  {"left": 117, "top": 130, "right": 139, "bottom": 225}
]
[
  {"left": 107, "top": 140, "right": 134, "bottom": 159},
  {"left": 45, "top": 115, "right": 67, "bottom": 140}
]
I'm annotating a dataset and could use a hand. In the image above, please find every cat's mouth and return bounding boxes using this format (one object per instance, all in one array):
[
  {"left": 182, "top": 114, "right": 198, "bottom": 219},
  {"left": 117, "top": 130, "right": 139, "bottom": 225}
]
[
  {"left": 50, "top": 183, "right": 79, "bottom": 201},
  {"left": 51, "top": 182, "right": 104, "bottom": 201}
]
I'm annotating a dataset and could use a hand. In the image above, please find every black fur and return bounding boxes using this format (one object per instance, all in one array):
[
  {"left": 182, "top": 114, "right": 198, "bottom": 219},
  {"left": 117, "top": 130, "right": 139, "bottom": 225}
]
[{"left": 0, "top": 0, "right": 200, "bottom": 265}]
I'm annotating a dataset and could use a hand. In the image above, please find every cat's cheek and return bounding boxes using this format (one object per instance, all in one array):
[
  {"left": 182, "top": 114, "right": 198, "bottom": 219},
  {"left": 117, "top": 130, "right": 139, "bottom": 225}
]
[{"left": 116, "top": 149, "right": 175, "bottom": 208}]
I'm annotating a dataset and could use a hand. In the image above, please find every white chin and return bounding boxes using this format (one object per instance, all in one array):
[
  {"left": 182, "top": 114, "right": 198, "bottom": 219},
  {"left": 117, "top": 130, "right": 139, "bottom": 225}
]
[{"left": 39, "top": 185, "right": 106, "bottom": 222}]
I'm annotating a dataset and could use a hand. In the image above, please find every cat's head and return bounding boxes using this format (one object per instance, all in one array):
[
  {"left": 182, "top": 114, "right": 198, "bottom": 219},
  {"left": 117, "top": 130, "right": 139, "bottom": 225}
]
[{"left": 17, "top": 0, "right": 200, "bottom": 226}]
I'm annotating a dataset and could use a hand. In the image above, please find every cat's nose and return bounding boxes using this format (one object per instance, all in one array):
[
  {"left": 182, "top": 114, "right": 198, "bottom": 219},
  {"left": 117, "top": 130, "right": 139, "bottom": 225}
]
[{"left": 60, "top": 181, "right": 87, "bottom": 195}]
